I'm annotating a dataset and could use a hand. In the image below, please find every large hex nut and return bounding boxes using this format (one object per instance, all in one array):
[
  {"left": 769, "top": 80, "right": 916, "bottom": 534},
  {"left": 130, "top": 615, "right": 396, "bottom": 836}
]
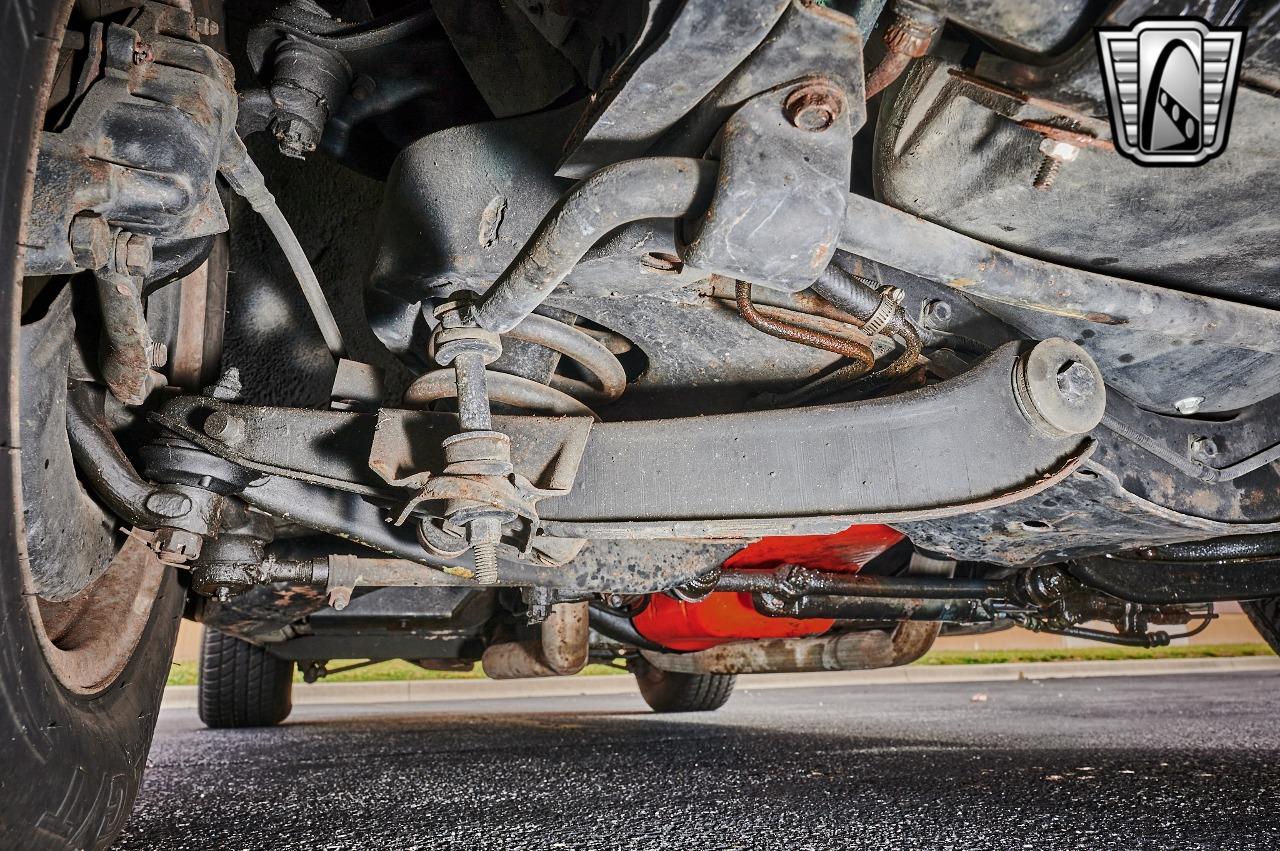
[
  {"left": 69, "top": 213, "right": 111, "bottom": 270},
  {"left": 152, "top": 527, "right": 203, "bottom": 564},
  {"left": 783, "top": 81, "right": 846, "bottom": 133},
  {"left": 123, "top": 233, "right": 154, "bottom": 275}
]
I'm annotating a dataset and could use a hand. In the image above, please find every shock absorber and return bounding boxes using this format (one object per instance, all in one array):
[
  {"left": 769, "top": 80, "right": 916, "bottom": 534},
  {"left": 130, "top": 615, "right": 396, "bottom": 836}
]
[{"left": 405, "top": 310, "right": 627, "bottom": 418}]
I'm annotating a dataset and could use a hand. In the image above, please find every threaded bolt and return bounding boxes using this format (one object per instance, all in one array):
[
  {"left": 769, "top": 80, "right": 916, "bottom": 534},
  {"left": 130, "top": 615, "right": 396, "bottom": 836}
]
[
  {"left": 1032, "top": 155, "right": 1061, "bottom": 191},
  {"left": 1032, "top": 138, "right": 1079, "bottom": 192},
  {"left": 473, "top": 541, "right": 499, "bottom": 585}
]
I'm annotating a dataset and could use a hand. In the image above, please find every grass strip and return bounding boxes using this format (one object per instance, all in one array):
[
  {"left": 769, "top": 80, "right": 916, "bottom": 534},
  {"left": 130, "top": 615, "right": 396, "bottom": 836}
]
[{"left": 915, "top": 642, "right": 1274, "bottom": 666}]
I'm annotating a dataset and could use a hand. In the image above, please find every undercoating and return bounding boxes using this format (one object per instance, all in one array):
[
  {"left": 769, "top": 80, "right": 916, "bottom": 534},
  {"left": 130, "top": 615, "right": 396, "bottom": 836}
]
[{"left": 37, "top": 0, "right": 1278, "bottom": 658}]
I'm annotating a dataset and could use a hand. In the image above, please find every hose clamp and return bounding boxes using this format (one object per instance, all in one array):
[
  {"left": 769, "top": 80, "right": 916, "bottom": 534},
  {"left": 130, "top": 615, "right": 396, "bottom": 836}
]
[{"left": 861, "top": 288, "right": 902, "bottom": 337}]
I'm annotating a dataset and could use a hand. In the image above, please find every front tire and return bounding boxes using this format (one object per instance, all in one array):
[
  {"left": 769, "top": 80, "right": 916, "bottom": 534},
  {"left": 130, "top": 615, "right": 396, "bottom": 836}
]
[
  {"left": 632, "top": 656, "right": 736, "bottom": 713},
  {"left": 1242, "top": 597, "right": 1280, "bottom": 656},
  {"left": 0, "top": 538, "right": 183, "bottom": 851},
  {"left": 198, "top": 630, "right": 294, "bottom": 728},
  {"left": 1, "top": 0, "right": 191, "bottom": 848}
]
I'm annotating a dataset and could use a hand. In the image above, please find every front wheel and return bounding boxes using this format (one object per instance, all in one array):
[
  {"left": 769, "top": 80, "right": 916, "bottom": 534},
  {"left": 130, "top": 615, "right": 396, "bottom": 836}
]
[
  {"left": 0, "top": 532, "right": 184, "bottom": 851},
  {"left": 632, "top": 656, "right": 736, "bottom": 713}
]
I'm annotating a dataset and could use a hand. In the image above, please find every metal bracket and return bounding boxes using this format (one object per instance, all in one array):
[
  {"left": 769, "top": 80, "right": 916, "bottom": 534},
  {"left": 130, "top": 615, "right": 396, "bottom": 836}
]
[{"left": 680, "top": 81, "right": 854, "bottom": 292}]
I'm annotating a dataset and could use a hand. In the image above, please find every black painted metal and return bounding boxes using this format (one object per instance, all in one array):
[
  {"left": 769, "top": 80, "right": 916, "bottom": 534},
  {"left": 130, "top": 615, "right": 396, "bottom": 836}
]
[
  {"left": 1072, "top": 537, "right": 1280, "bottom": 604},
  {"left": 652, "top": 0, "right": 867, "bottom": 159},
  {"left": 541, "top": 341, "right": 1087, "bottom": 528},
  {"left": 67, "top": 383, "right": 166, "bottom": 530},
  {"left": 839, "top": 189, "right": 1280, "bottom": 414},
  {"left": 717, "top": 570, "right": 1005, "bottom": 599},
  {"left": 759, "top": 595, "right": 993, "bottom": 622},
  {"left": 557, "top": 0, "right": 790, "bottom": 178},
  {"left": 25, "top": 19, "right": 235, "bottom": 281},
  {"left": 473, "top": 158, "right": 716, "bottom": 333},
  {"left": 924, "top": 0, "right": 1095, "bottom": 55},
  {"left": 680, "top": 84, "right": 854, "bottom": 293},
  {"left": 154, "top": 341, "right": 1091, "bottom": 538}
]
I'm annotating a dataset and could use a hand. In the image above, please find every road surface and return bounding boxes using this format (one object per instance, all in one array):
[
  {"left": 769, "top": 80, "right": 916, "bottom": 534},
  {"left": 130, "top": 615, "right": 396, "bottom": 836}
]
[{"left": 115, "top": 671, "right": 1280, "bottom": 849}]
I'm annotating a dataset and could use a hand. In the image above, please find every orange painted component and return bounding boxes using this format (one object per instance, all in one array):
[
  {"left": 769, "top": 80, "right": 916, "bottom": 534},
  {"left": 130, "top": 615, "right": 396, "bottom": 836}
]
[
  {"left": 632, "top": 592, "right": 832, "bottom": 651},
  {"left": 632, "top": 525, "right": 906, "bottom": 651},
  {"left": 724, "top": 523, "right": 905, "bottom": 573}
]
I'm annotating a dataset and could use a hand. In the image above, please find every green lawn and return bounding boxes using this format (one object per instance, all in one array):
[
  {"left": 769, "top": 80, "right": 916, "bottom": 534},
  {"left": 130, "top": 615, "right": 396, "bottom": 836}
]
[
  {"left": 916, "top": 642, "right": 1274, "bottom": 666},
  {"left": 166, "top": 642, "right": 1273, "bottom": 687},
  {"left": 165, "top": 660, "right": 626, "bottom": 686}
]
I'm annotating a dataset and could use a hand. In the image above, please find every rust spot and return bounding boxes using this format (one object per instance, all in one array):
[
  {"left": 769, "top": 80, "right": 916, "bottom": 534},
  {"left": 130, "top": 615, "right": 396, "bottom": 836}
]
[{"left": 478, "top": 195, "right": 507, "bottom": 249}]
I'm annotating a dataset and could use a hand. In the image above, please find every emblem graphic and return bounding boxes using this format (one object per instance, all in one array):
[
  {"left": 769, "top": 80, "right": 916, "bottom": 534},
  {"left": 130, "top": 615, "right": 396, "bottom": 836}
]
[{"left": 1096, "top": 18, "right": 1245, "bottom": 166}]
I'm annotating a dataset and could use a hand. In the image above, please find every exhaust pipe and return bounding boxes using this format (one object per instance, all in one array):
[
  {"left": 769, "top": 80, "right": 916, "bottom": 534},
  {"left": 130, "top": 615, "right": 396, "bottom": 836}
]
[
  {"left": 482, "top": 601, "right": 590, "bottom": 679},
  {"left": 639, "top": 621, "right": 939, "bottom": 675}
]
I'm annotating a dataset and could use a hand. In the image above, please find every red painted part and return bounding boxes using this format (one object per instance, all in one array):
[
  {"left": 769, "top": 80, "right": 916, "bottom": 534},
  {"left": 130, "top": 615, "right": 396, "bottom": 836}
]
[
  {"left": 632, "top": 525, "right": 906, "bottom": 651},
  {"left": 632, "top": 593, "right": 833, "bottom": 651},
  {"left": 723, "top": 523, "right": 905, "bottom": 573}
]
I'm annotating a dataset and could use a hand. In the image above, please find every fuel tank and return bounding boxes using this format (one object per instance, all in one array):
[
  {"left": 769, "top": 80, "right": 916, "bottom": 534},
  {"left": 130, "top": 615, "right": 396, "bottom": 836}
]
[{"left": 631, "top": 525, "right": 904, "bottom": 651}]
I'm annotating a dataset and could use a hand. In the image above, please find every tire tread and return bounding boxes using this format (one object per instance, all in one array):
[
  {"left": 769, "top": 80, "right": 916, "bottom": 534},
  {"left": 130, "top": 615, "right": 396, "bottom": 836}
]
[
  {"left": 633, "top": 659, "right": 736, "bottom": 713},
  {"left": 198, "top": 629, "right": 293, "bottom": 728},
  {"left": 1242, "top": 597, "right": 1280, "bottom": 655}
]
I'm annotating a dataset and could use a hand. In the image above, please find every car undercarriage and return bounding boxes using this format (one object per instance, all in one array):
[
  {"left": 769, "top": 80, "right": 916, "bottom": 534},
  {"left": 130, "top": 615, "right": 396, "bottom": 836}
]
[{"left": 4, "top": 0, "right": 1280, "bottom": 844}]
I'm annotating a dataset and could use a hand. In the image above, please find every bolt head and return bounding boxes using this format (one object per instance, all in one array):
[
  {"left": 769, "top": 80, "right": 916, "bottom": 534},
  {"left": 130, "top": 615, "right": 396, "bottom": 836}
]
[
  {"left": 1038, "top": 137, "right": 1080, "bottom": 162},
  {"left": 783, "top": 82, "right": 845, "bottom": 132},
  {"left": 1054, "top": 360, "right": 1096, "bottom": 403},
  {"left": 349, "top": 75, "right": 375, "bottom": 101},
  {"left": 1174, "top": 396, "right": 1205, "bottom": 415},
  {"left": 194, "top": 16, "right": 220, "bottom": 36},
  {"left": 923, "top": 299, "right": 952, "bottom": 324},
  {"left": 879, "top": 285, "right": 906, "bottom": 305},
  {"left": 1190, "top": 436, "right": 1219, "bottom": 460},
  {"left": 203, "top": 411, "right": 246, "bottom": 445},
  {"left": 1015, "top": 339, "right": 1105, "bottom": 437}
]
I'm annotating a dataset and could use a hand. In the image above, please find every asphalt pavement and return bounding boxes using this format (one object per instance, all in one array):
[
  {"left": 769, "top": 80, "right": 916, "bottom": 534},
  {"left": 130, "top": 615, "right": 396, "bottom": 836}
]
[{"left": 115, "top": 671, "right": 1280, "bottom": 850}]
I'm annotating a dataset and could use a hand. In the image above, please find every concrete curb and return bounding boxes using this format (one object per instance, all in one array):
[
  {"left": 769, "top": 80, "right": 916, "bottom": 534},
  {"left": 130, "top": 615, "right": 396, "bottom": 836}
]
[{"left": 160, "top": 656, "right": 1280, "bottom": 710}]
